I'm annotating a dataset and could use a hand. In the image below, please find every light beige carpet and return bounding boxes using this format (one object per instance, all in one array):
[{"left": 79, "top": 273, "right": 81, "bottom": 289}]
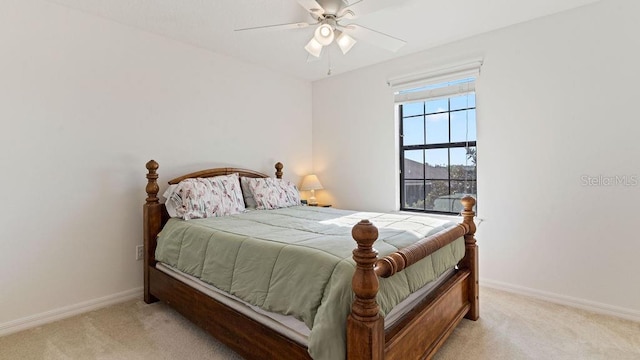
[{"left": 1, "top": 287, "right": 638, "bottom": 359}]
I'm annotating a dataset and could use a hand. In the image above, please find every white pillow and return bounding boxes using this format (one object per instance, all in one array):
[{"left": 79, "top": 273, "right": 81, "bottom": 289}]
[
  {"left": 162, "top": 184, "right": 180, "bottom": 218},
  {"left": 240, "top": 177, "right": 258, "bottom": 209}
]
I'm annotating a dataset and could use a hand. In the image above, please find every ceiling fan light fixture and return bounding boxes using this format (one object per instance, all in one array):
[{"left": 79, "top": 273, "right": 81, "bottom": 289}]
[
  {"left": 314, "top": 23, "right": 335, "bottom": 46},
  {"left": 335, "top": 30, "right": 357, "bottom": 54},
  {"left": 304, "top": 37, "right": 323, "bottom": 58}
]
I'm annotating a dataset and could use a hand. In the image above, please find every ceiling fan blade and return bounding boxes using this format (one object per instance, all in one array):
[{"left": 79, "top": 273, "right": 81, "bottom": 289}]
[
  {"left": 295, "top": 0, "right": 325, "bottom": 16},
  {"left": 341, "top": 24, "right": 406, "bottom": 52},
  {"left": 339, "top": 0, "right": 409, "bottom": 18},
  {"left": 235, "top": 21, "right": 312, "bottom": 32}
]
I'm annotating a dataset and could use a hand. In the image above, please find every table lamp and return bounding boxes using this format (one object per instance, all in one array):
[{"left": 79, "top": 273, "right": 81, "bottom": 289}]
[{"left": 300, "top": 174, "right": 324, "bottom": 205}]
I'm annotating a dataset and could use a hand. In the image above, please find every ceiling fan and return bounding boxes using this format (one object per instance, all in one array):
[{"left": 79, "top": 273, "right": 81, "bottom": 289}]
[{"left": 235, "top": 0, "right": 407, "bottom": 59}]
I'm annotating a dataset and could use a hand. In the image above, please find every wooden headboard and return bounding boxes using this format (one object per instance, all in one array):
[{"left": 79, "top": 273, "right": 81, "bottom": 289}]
[{"left": 167, "top": 162, "right": 283, "bottom": 184}]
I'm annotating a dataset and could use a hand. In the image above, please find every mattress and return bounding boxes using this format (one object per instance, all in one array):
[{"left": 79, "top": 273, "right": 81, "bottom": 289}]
[{"left": 155, "top": 206, "right": 465, "bottom": 359}]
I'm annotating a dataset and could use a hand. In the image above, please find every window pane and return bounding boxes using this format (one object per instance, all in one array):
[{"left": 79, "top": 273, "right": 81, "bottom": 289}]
[
  {"left": 402, "top": 116, "right": 424, "bottom": 146},
  {"left": 450, "top": 146, "right": 475, "bottom": 166},
  {"left": 425, "top": 180, "right": 450, "bottom": 211},
  {"left": 434, "top": 192, "right": 472, "bottom": 213},
  {"left": 403, "top": 150, "right": 424, "bottom": 178},
  {"left": 451, "top": 180, "right": 477, "bottom": 197},
  {"left": 425, "top": 98, "right": 448, "bottom": 114},
  {"left": 450, "top": 109, "right": 476, "bottom": 142},
  {"left": 402, "top": 102, "right": 424, "bottom": 117},
  {"left": 425, "top": 113, "right": 449, "bottom": 144},
  {"left": 450, "top": 147, "right": 477, "bottom": 180},
  {"left": 425, "top": 148, "right": 448, "bottom": 179},
  {"left": 404, "top": 179, "right": 425, "bottom": 210},
  {"left": 450, "top": 93, "right": 476, "bottom": 110}
]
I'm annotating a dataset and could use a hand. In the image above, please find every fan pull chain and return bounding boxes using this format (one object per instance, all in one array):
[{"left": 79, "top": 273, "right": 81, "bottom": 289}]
[{"left": 327, "top": 46, "right": 333, "bottom": 75}]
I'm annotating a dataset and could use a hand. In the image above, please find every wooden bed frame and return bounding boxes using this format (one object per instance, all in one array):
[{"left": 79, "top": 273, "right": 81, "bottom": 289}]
[{"left": 143, "top": 160, "right": 479, "bottom": 360}]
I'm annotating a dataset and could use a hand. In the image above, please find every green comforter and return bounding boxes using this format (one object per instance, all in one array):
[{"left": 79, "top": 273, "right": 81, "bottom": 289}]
[{"left": 156, "top": 206, "right": 464, "bottom": 359}]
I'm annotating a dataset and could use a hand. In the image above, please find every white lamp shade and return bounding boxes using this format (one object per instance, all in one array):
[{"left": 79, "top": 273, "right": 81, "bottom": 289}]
[
  {"left": 336, "top": 30, "right": 356, "bottom": 54},
  {"left": 304, "top": 38, "right": 323, "bottom": 58},
  {"left": 300, "top": 174, "right": 324, "bottom": 191},
  {"left": 314, "top": 24, "right": 335, "bottom": 46}
]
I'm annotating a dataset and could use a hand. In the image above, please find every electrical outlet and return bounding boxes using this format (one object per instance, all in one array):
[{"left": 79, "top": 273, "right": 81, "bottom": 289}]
[{"left": 136, "top": 245, "right": 144, "bottom": 261}]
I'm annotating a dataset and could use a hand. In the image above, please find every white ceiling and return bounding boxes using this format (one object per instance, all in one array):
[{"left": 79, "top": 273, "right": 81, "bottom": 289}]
[{"left": 45, "top": 0, "right": 600, "bottom": 81}]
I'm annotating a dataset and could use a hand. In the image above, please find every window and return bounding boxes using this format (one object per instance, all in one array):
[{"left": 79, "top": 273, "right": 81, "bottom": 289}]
[{"left": 391, "top": 61, "right": 480, "bottom": 215}]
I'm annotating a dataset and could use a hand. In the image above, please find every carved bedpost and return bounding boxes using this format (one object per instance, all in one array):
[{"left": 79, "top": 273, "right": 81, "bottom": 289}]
[
  {"left": 145, "top": 160, "right": 159, "bottom": 203},
  {"left": 275, "top": 162, "right": 283, "bottom": 179},
  {"left": 459, "top": 196, "right": 479, "bottom": 320},
  {"left": 347, "top": 220, "right": 384, "bottom": 360},
  {"left": 144, "top": 160, "right": 163, "bottom": 304}
]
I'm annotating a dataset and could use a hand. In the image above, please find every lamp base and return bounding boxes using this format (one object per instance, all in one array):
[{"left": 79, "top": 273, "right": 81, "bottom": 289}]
[{"left": 308, "top": 190, "right": 318, "bottom": 205}]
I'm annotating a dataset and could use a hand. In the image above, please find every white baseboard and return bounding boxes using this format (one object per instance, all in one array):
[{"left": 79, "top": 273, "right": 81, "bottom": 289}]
[
  {"left": 481, "top": 278, "right": 640, "bottom": 323},
  {"left": 2, "top": 282, "right": 636, "bottom": 338},
  {"left": 0, "top": 287, "right": 144, "bottom": 337}
]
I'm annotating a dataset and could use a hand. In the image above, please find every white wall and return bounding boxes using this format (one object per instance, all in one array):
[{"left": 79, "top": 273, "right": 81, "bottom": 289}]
[
  {"left": 0, "top": 0, "right": 312, "bottom": 330},
  {"left": 313, "top": 0, "right": 640, "bottom": 318}
]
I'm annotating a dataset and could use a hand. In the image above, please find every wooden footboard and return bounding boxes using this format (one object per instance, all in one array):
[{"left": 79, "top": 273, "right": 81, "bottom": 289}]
[
  {"left": 143, "top": 160, "right": 478, "bottom": 360},
  {"left": 347, "top": 197, "right": 478, "bottom": 360}
]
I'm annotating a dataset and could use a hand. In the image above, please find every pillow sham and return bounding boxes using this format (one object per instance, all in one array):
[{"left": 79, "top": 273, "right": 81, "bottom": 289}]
[
  {"left": 247, "top": 177, "right": 301, "bottom": 210},
  {"left": 278, "top": 179, "right": 301, "bottom": 207},
  {"left": 170, "top": 173, "right": 245, "bottom": 220},
  {"left": 208, "top": 173, "right": 246, "bottom": 214}
]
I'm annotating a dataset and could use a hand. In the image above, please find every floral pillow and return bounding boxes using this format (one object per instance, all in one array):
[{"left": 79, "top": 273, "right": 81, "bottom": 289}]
[
  {"left": 172, "top": 173, "right": 245, "bottom": 220},
  {"left": 277, "top": 179, "right": 301, "bottom": 207},
  {"left": 247, "top": 177, "right": 301, "bottom": 210},
  {"left": 208, "top": 173, "right": 245, "bottom": 214}
]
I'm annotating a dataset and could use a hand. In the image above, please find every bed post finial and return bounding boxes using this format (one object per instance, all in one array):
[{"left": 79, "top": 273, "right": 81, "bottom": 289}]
[
  {"left": 460, "top": 196, "right": 476, "bottom": 235},
  {"left": 146, "top": 160, "right": 160, "bottom": 204},
  {"left": 460, "top": 195, "right": 479, "bottom": 320},
  {"left": 274, "top": 162, "right": 283, "bottom": 179},
  {"left": 348, "top": 220, "right": 384, "bottom": 360}
]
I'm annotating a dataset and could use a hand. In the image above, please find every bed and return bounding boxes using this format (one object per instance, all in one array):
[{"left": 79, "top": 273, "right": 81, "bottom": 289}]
[{"left": 143, "top": 160, "right": 479, "bottom": 360}]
